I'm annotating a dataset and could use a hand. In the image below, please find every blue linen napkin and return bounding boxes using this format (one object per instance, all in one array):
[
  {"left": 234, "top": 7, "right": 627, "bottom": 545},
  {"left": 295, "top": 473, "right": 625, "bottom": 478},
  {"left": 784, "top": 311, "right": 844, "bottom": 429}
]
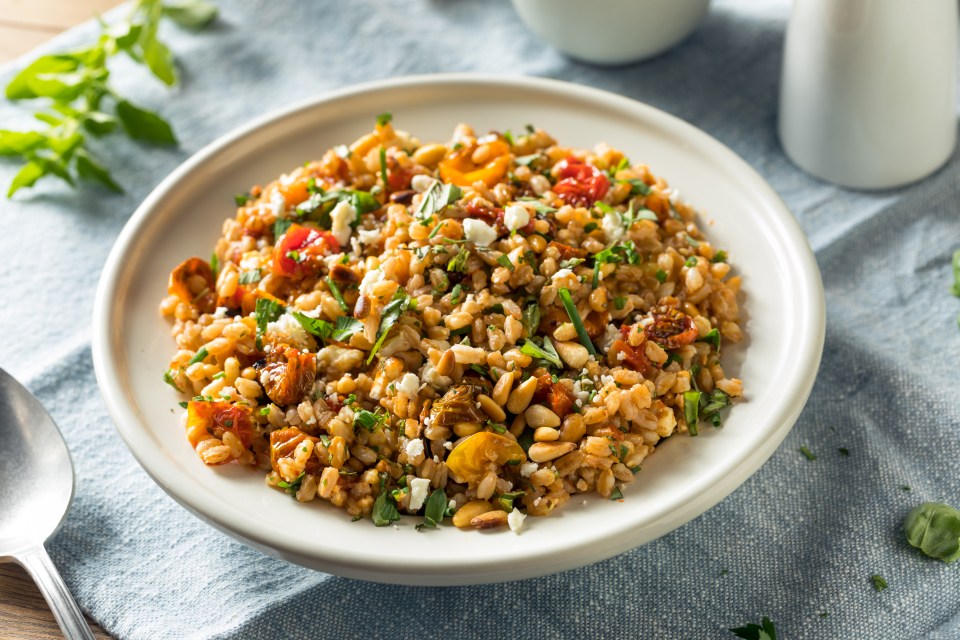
[{"left": 2, "top": 1, "right": 959, "bottom": 638}]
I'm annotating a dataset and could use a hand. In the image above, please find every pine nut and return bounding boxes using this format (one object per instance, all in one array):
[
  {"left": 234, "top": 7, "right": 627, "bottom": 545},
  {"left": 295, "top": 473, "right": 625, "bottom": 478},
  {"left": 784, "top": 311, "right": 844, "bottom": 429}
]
[
  {"left": 558, "top": 413, "right": 586, "bottom": 443},
  {"left": 533, "top": 427, "right": 560, "bottom": 442},
  {"left": 470, "top": 510, "right": 509, "bottom": 529},
  {"left": 492, "top": 370, "right": 514, "bottom": 406},
  {"left": 477, "top": 394, "right": 506, "bottom": 422},
  {"left": 524, "top": 404, "right": 561, "bottom": 429},
  {"left": 453, "top": 500, "right": 494, "bottom": 528},
  {"left": 506, "top": 376, "right": 537, "bottom": 414},
  {"left": 554, "top": 341, "right": 589, "bottom": 369},
  {"left": 528, "top": 441, "right": 576, "bottom": 463},
  {"left": 436, "top": 349, "right": 456, "bottom": 377},
  {"left": 453, "top": 421, "right": 482, "bottom": 437}
]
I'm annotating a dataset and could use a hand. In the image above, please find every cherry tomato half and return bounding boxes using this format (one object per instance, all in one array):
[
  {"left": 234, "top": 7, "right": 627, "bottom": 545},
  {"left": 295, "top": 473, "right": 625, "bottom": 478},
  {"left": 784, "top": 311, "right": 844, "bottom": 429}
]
[
  {"left": 273, "top": 223, "right": 341, "bottom": 279},
  {"left": 553, "top": 157, "right": 610, "bottom": 208}
]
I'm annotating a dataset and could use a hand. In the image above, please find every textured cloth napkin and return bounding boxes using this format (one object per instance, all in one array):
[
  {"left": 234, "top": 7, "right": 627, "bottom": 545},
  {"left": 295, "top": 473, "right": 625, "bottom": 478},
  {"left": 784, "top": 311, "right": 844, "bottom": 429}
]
[{"left": 2, "top": 1, "right": 959, "bottom": 638}]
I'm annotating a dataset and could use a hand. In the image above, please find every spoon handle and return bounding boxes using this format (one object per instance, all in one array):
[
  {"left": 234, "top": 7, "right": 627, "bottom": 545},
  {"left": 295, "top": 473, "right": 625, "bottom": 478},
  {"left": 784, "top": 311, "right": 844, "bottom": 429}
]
[{"left": 20, "top": 546, "right": 95, "bottom": 640}]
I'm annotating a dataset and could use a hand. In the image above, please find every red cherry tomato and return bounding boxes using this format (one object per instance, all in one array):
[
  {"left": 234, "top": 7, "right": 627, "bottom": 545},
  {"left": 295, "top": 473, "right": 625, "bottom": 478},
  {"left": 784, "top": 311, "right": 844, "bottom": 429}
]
[
  {"left": 553, "top": 157, "right": 610, "bottom": 208},
  {"left": 186, "top": 401, "right": 254, "bottom": 451},
  {"left": 273, "top": 223, "right": 341, "bottom": 278}
]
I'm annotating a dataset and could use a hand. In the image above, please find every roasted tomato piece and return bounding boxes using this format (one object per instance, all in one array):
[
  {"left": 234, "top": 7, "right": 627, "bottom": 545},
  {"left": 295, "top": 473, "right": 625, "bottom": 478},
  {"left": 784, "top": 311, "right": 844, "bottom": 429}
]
[
  {"left": 439, "top": 139, "right": 511, "bottom": 188},
  {"left": 168, "top": 257, "right": 216, "bottom": 313},
  {"left": 582, "top": 310, "right": 609, "bottom": 340},
  {"left": 430, "top": 384, "right": 487, "bottom": 427},
  {"left": 446, "top": 431, "right": 527, "bottom": 483},
  {"left": 609, "top": 339, "right": 651, "bottom": 375},
  {"left": 269, "top": 427, "right": 321, "bottom": 476},
  {"left": 386, "top": 158, "right": 414, "bottom": 192},
  {"left": 533, "top": 375, "right": 577, "bottom": 419},
  {"left": 259, "top": 344, "right": 317, "bottom": 406},
  {"left": 273, "top": 223, "right": 341, "bottom": 279},
  {"left": 553, "top": 157, "right": 610, "bottom": 208},
  {"left": 547, "top": 241, "right": 589, "bottom": 262},
  {"left": 644, "top": 306, "right": 698, "bottom": 349},
  {"left": 185, "top": 400, "right": 254, "bottom": 453}
]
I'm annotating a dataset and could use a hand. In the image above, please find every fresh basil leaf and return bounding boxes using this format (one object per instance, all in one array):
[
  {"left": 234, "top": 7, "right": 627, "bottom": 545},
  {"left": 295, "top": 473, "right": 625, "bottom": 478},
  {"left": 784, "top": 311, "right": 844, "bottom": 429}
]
[
  {"left": 7, "top": 161, "right": 45, "bottom": 197},
  {"left": 162, "top": 0, "right": 219, "bottom": 28},
  {"left": 354, "top": 409, "right": 387, "bottom": 432},
  {"left": 521, "top": 302, "right": 540, "bottom": 339},
  {"left": 517, "top": 197, "right": 556, "bottom": 215},
  {"left": 75, "top": 150, "right": 122, "bottom": 192},
  {"left": 116, "top": 100, "right": 177, "bottom": 144},
  {"left": 419, "top": 489, "right": 449, "bottom": 529},
  {"left": 520, "top": 338, "right": 562, "bottom": 369},
  {"left": 624, "top": 179, "right": 651, "bottom": 196},
  {"left": 25, "top": 71, "right": 87, "bottom": 101},
  {"left": 0, "top": 130, "right": 47, "bottom": 156},
  {"left": 634, "top": 208, "right": 658, "bottom": 222},
  {"left": 415, "top": 180, "right": 461, "bottom": 219},
  {"left": 6, "top": 54, "right": 79, "bottom": 100},
  {"left": 372, "top": 489, "right": 400, "bottom": 526},
  {"left": 514, "top": 153, "right": 541, "bottom": 166},
  {"left": 238, "top": 269, "right": 261, "bottom": 285},
  {"left": 81, "top": 111, "right": 119, "bottom": 136},
  {"left": 376, "top": 112, "right": 392, "bottom": 127},
  {"left": 683, "top": 391, "right": 701, "bottom": 436},
  {"left": 367, "top": 289, "right": 412, "bottom": 364},
  {"left": 496, "top": 254, "right": 515, "bottom": 271},
  {"left": 729, "top": 617, "right": 777, "bottom": 640},
  {"left": 140, "top": 33, "right": 177, "bottom": 86},
  {"left": 277, "top": 471, "right": 305, "bottom": 496},
  {"left": 698, "top": 328, "right": 721, "bottom": 351},
  {"left": 273, "top": 218, "right": 292, "bottom": 239},
  {"left": 904, "top": 501, "right": 960, "bottom": 563}
]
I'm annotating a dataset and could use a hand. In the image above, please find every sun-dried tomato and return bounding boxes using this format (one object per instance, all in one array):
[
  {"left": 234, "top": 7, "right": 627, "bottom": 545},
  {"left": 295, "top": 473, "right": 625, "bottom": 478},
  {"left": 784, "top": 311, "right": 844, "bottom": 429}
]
[
  {"left": 168, "top": 257, "right": 216, "bottom": 313},
  {"left": 269, "top": 427, "right": 321, "bottom": 476},
  {"left": 186, "top": 401, "right": 254, "bottom": 451},
  {"left": 644, "top": 306, "right": 698, "bottom": 349},
  {"left": 260, "top": 345, "right": 317, "bottom": 406}
]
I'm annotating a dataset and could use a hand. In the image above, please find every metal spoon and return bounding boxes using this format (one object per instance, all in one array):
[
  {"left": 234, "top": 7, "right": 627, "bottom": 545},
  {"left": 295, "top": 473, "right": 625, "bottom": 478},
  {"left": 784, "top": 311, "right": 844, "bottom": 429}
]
[{"left": 0, "top": 367, "right": 95, "bottom": 639}]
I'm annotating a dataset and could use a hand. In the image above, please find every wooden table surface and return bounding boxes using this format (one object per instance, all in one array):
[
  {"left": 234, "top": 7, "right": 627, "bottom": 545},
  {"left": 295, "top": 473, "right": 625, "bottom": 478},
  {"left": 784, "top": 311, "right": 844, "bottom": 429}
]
[{"left": 1, "top": 4, "right": 120, "bottom": 638}]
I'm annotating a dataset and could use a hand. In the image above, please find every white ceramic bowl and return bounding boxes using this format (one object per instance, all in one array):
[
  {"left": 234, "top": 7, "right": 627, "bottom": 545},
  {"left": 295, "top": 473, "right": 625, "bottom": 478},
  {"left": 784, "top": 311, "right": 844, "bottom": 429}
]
[
  {"left": 92, "top": 74, "right": 824, "bottom": 585},
  {"left": 511, "top": 0, "right": 711, "bottom": 65}
]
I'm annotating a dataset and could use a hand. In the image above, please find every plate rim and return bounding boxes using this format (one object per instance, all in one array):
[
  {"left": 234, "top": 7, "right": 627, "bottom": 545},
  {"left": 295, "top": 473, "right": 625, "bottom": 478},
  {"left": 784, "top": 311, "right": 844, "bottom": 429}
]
[{"left": 92, "top": 72, "right": 825, "bottom": 584}]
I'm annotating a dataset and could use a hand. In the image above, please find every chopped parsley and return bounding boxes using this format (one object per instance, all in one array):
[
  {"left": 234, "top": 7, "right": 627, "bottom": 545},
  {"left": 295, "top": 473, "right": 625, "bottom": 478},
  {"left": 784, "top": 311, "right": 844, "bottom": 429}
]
[
  {"left": 613, "top": 296, "right": 627, "bottom": 311},
  {"left": 609, "top": 486, "right": 624, "bottom": 501},
  {"left": 354, "top": 409, "right": 387, "bottom": 432},
  {"left": 163, "top": 369, "right": 183, "bottom": 392},
  {"left": 376, "top": 112, "right": 392, "bottom": 127},
  {"left": 497, "top": 254, "right": 515, "bottom": 271},
  {"left": 277, "top": 471, "right": 305, "bottom": 496}
]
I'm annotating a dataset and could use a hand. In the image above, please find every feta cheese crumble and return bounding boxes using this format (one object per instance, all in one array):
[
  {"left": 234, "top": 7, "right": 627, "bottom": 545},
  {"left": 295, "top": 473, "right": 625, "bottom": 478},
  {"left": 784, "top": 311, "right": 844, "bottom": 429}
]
[
  {"left": 329, "top": 199, "right": 356, "bottom": 246},
  {"left": 408, "top": 477, "right": 431, "bottom": 511},
  {"left": 601, "top": 210, "right": 624, "bottom": 243},
  {"left": 507, "top": 508, "right": 526, "bottom": 533},
  {"left": 463, "top": 219, "right": 498, "bottom": 247},
  {"left": 519, "top": 462, "right": 539, "bottom": 478},
  {"left": 404, "top": 438, "right": 424, "bottom": 459},
  {"left": 396, "top": 372, "right": 420, "bottom": 398},
  {"left": 503, "top": 204, "right": 530, "bottom": 231},
  {"left": 266, "top": 313, "right": 311, "bottom": 350}
]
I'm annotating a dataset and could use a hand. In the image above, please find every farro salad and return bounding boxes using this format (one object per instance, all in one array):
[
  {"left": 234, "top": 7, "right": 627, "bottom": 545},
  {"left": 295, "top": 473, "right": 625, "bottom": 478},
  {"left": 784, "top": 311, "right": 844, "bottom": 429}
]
[{"left": 160, "top": 115, "right": 745, "bottom": 533}]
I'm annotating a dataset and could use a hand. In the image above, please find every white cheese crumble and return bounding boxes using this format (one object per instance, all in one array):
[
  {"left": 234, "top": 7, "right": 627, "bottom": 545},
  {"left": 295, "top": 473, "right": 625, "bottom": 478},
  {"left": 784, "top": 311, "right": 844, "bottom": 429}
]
[
  {"left": 212, "top": 306, "right": 229, "bottom": 319},
  {"left": 396, "top": 373, "right": 420, "bottom": 398},
  {"left": 329, "top": 199, "right": 356, "bottom": 246},
  {"left": 444, "top": 441, "right": 454, "bottom": 450},
  {"left": 404, "top": 438, "right": 424, "bottom": 459},
  {"left": 411, "top": 175, "right": 435, "bottom": 193},
  {"left": 357, "top": 227, "right": 382, "bottom": 246},
  {"left": 266, "top": 313, "right": 312, "bottom": 350},
  {"left": 463, "top": 219, "right": 498, "bottom": 247},
  {"left": 601, "top": 210, "right": 624, "bottom": 243},
  {"left": 551, "top": 268, "right": 575, "bottom": 284},
  {"left": 268, "top": 190, "right": 286, "bottom": 217},
  {"left": 519, "top": 462, "right": 539, "bottom": 478},
  {"left": 408, "top": 477, "right": 431, "bottom": 511},
  {"left": 507, "top": 508, "right": 526, "bottom": 533},
  {"left": 359, "top": 268, "right": 384, "bottom": 297},
  {"left": 503, "top": 204, "right": 530, "bottom": 231}
]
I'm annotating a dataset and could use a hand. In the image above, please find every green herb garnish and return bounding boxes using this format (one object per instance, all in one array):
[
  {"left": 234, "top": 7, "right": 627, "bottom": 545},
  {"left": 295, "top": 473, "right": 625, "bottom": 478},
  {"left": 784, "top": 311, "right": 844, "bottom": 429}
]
[
  {"left": 326, "top": 276, "right": 349, "bottom": 313},
  {"left": 712, "top": 250, "right": 728, "bottom": 263},
  {"left": 838, "top": 447, "right": 850, "bottom": 456},
  {"left": 417, "top": 489, "right": 449, "bottom": 530},
  {"left": 372, "top": 489, "right": 400, "bottom": 527},
  {"left": 273, "top": 218, "right": 292, "bottom": 239},
  {"left": 376, "top": 112, "right": 392, "bottom": 127},
  {"left": 699, "top": 328, "right": 721, "bottom": 351},
  {"left": 354, "top": 409, "right": 387, "bottom": 432},
  {"left": 447, "top": 247, "right": 470, "bottom": 273},
  {"left": 800, "top": 445, "right": 816, "bottom": 461},
  {"left": 415, "top": 180, "right": 461, "bottom": 220},
  {"left": 238, "top": 269, "right": 261, "bottom": 285},
  {"left": 520, "top": 337, "right": 562, "bottom": 369},
  {"left": 521, "top": 302, "right": 540, "bottom": 339},
  {"left": 450, "top": 283, "right": 463, "bottom": 306},
  {"left": 497, "top": 254, "right": 515, "bottom": 271},
  {"left": 514, "top": 153, "right": 541, "bottom": 166},
  {"left": 683, "top": 391, "right": 700, "bottom": 436},
  {"left": 163, "top": 368, "right": 182, "bottom": 392},
  {"left": 277, "top": 471, "right": 305, "bottom": 496},
  {"left": 870, "top": 574, "right": 888, "bottom": 593},
  {"left": 188, "top": 346, "right": 208, "bottom": 365},
  {"left": 904, "top": 501, "right": 960, "bottom": 562},
  {"left": 609, "top": 486, "right": 624, "bottom": 501},
  {"left": 613, "top": 296, "right": 627, "bottom": 311},
  {"left": 498, "top": 491, "right": 525, "bottom": 512},
  {"left": 367, "top": 289, "right": 412, "bottom": 363},
  {"left": 254, "top": 297, "right": 284, "bottom": 350},
  {"left": 557, "top": 288, "right": 597, "bottom": 356},
  {"left": 729, "top": 617, "right": 777, "bottom": 640},
  {"left": 655, "top": 269, "right": 667, "bottom": 283},
  {"left": 379, "top": 147, "right": 388, "bottom": 188}
]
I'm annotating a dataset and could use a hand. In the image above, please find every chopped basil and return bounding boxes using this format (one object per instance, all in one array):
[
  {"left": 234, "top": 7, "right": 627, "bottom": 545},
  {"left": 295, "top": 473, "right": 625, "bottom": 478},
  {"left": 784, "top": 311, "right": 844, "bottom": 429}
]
[
  {"left": 376, "top": 112, "right": 392, "bottom": 127},
  {"left": 188, "top": 346, "right": 208, "bottom": 366},
  {"left": 683, "top": 391, "right": 701, "bottom": 436},
  {"left": 613, "top": 296, "right": 627, "bottom": 311},
  {"left": 904, "top": 501, "right": 960, "bottom": 562},
  {"left": 417, "top": 489, "right": 449, "bottom": 530},
  {"left": 514, "top": 153, "right": 541, "bottom": 166},
  {"left": 800, "top": 445, "right": 816, "bottom": 461},
  {"left": 415, "top": 180, "right": 462, "bottom": 220},
  {"left": 522, "top": 302, "right": 540, "bottom": 339},
  {"left": 557, "top": 287, "right": 598, "bottom": 356},
  {"left": 484, "top": 303, "right": 505, "bottom": 314},
  {"left": 520, "top": 337, "right": 562, "bottom": 369},
  {"left": 254, "top": 297, "right": 284, "bottom": 350},
  {"left": 584, "top": 221, "right": 598, "bottom": 233},
  {"left": 354, "top": 409, "right": 387, "bottom": 432},
  {"left": 517, "top": 197, "right": 556, "bottom": 215},
  {"left": 560, "top": 257, "right": 584, "bottom": 270},
  {"left": 712, "top": 250, "right": 728, "bottom": 263},
  {"left": 163, "top": 369, "right": 182, "bottom": 392},
  {"left": 326, "top": 276, "right": 349, "bottom": 313},
  {"left": 838, "top": 447, "right": 850, "bottom": 456},
  {"left": 367, "top": 289, "right": 412, "bottom": 364},
  {"left": 624, "top": 179, "right": 651, "bottom": 196},
  {"left": 655, "top": 269, "right": 667, "bottom": 283},
  {"left": 870, "top": 574, "right": 888, "bottom": 592},
  {"left": 210, "top": 252, "right": 219, "bottom": 279},
  {"left": 273, "top": 218, "right": 292, "bottom": 239},
  {"left": 729, "top": 617, "right": 777, "bottom": 640},
  {"left": 450, "top": 283, "right": 463, "bottom": 305},
  {"left": 296, "top": 188, "right": 380, "bottom": 227},
  {"left": 700, "top": 388, "right": 730, "bottom": 426},
  {"left": 684, "top": 256, "right": 698, "bottom": 268},
  {"left": 238, "top": 269, "right": 261, "bottom": 284},
  {"left": 498, "top": 490, "right": 525, "bottom": 512},
  {"left": 952, "top": 249, "right": 960, "bottom": 297},
  {"left": 633, "top": 208, "right": 658, "bottom": 223},
  {"left": 447, "top": 247, "right": 469, "bottom": 273},
  {"left": 699, "top": 328, "right": 721, "bottom": 351},
  {"left": 497, "top": 254, "right": 515, "bottom": 271},
  {"left": 371, "top": 489, "right": 400, "bottom": 526},
  {"left": 277, "top": 471, "right": 305, "bottom": 496},
  {"left": 178, "top": 401, "right": 189, "bottom": 409},
  {"left": 684, "top": 233, "right": 700, "bottom": 247},
  {"left": 609, "top": 486, "right": 624, "bottom": 501},
  {"left": 594, "top": 240, "right": 640, "bottom": 267},
  {"left": 503, "top": 129, "right": 515, "bottom": 146},
  {"left": 517, "top": 427, "right": 535, "bottom": 454},
  {"left": 234, "top": 192, "right": 252, "bottom": 206}
]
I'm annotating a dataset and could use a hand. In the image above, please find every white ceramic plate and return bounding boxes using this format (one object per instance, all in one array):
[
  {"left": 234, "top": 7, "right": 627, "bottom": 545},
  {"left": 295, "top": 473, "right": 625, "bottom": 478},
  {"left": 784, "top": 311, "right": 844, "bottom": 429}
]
[{"left": 92, "top": 74, "right": 825, "bottom": 585}]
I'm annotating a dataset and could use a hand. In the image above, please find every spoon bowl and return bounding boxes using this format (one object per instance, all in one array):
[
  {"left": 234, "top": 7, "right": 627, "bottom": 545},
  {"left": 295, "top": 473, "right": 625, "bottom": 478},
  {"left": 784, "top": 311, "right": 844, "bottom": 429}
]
[{"left": 0, "top": 367, "right": 94, "bottom": 639}]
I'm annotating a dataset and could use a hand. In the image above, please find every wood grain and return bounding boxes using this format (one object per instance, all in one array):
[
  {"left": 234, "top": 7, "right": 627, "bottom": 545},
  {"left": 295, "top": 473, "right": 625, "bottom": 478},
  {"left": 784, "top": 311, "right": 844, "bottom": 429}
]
[{"left": 0, "top": 1, "right": 120, "bottom": 636}]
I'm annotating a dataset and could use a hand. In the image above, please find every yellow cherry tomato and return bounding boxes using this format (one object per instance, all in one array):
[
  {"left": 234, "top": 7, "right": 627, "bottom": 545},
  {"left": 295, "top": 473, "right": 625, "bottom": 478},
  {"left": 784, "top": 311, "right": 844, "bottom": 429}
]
[
  {"left": 438, "top": 139, "right": 511, "bottom": 188},
  {"left": 445, "top": 431, "right": 527, "bottom": 483}
]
